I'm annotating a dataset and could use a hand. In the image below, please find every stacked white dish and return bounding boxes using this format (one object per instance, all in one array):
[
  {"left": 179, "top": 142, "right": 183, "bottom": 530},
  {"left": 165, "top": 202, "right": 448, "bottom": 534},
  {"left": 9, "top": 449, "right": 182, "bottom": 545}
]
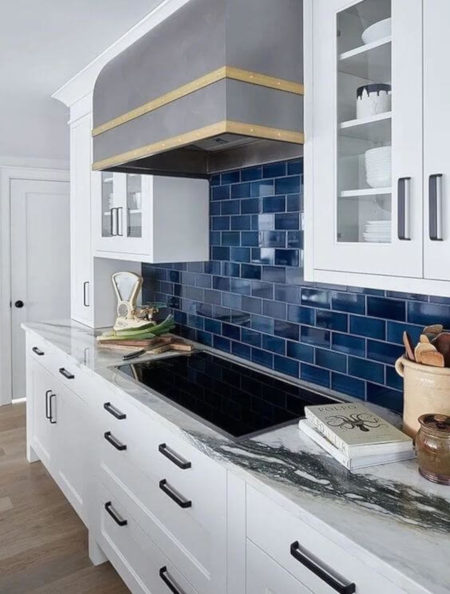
[
  {"left": 363, "top": 220, "right": 391, "bottom": 243},
  {"left": 365, "top": 146, "right": 391, "bottom": 188}
]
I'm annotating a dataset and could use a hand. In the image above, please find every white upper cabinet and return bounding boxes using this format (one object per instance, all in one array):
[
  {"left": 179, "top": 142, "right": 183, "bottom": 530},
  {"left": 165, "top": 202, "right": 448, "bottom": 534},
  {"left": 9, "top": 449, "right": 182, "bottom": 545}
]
[
  {"left": 92, "top": 172, "right": 210, "bottom": 263},
  {"left": 305, "top": 0, "right": 450, "bottom": 295}
]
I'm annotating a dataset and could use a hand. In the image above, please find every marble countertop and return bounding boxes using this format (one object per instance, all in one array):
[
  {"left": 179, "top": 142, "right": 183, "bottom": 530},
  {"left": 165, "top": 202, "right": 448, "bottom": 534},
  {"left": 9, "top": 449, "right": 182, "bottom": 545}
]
[{"left": 23, "top": 319, "right": 450, "bottom": 594}]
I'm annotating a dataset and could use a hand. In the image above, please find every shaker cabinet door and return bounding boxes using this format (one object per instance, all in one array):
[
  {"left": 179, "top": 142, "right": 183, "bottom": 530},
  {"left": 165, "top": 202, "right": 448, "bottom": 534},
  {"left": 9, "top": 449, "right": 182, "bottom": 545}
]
[
  {"left": 423, "top": 0, "right": 450, "bottom": 281},
  {"left": 309, "top": 0, "right": 423, "bottom": 277}
]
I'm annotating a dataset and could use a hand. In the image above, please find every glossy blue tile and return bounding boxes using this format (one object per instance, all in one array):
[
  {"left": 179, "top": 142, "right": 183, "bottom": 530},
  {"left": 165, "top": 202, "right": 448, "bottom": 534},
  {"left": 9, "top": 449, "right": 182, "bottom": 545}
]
[
  {"left": 241, "top": 264, "right": 261, "bottom": 279},
  {"left": 230, "top": 278, "right": 251, "bottom": 295},
  {"left": 212, "top": 276, "right": 230, "bottom": 291},
  {"left": 241, "top": 328, "right": 261, "bottom": 347},
  {"left": 262, "top": 335, "right": 286, "bottom": 355},
  {"left": 210, "top": 231, "right": 221, "bottom": 245},
  {"left": 316, "top": 310, "right": 348, "bottom": 332},
  {"left": 251, "top": 281, "right": 273, "bottom": 299},
  {"left": 221, "top": 170, "right": 240, "bottom": 184},
  {"left": 386, "top": 365, "right": 403, "bottom": 391},
  {"left": 222, "top": 323, "right": 240, "bottom": 341},
  {"left": 253, "top": 213, "right": 274, "bottom": 231},
  {"left": 241, "top": 231, "right": 259, "bottom": 247},
  {"left": 241, "top": 166, "right": 262, "bottom": 181},
  {"left": 222, "top": 231, "right": 240, "bottom": 246},
  {"left": 251, "top": 180, "right": 274, "bottom": 197},
  {"left": 331, "top": 373, "right": 365, "bottom": 399},
  {"left": 386, "top": 291, "right": 428, "bottom": 302},
  {"left": 222, "top": 262, "right": 240, "bottom": 277},
  {"left": 212, "top": 246, "right": 229, "bottom": 260},
  {"left": 204, "top": 261, "right": 221, "bottom": 275},
  {"left": 230, "top": 247, "right": 251, "bottom": 263},
  {"left": 301, "top": 326, "right": 330, "bottom": 348},
  {"left": 301, "top": 364, "right": 330, "bottom": 388},
  {"left": 251, "top": 315, "right": 274, "bottom": 334},
  {"left": 210, "top": 201, "right": 221, "bottom": 215},
  {"left": 221, "top": 199, "right": 240, "bottom": 215},
  {"left": 367, "top": 296, "right": 406, "bottom": 321},
  {"left": 274, "top": 320, "right": 299, "bottom": 340},
  {"left": 195, "top": 274, "right": 211, "bottom": 289},
  {"left": 367, "top": 384, "right": 403, "bottom": 413},
  {"left": 210, "top": 174, "right": 220, "bottom": 186},
  {"left": 429, "top": 295, "right": 450, "bottom": 305},
  {"left": 274, "top": 285, "right": 301, "bottom": 303},
  {"left": 275, "top": 249, "right": 299, "bottom": 267},
  {"left": 197, "top": 331, "right": 213, "bottom": 347},
  {"left": 287, "top": 304, "right": 314, "bottom": 325},
  {"left": 275, "top": 176, "right": 300, "bottom": 195},
  {"left": 251, "top": 348, "right": 273, "bottom": 368},
  {"left": 331, "top": 292, "right": 365, "bottom": 314},
  {"left": 348, "top": 357, "right": 384, "bottom": 383},
  {"left": 213, "top": 335, "right": 230, "bottom": 353},
  {"left": 259, "top": 231, "right": 285, "bottom": 248},
  {"left": 285, "top": 267, "right": 303, "bottom": 285},
  {"left": 241, "top": 198, "right": 260, "bottom": 214},
  {"left": 286, "top": 341, "right": 314, "bottom": 363},
  {"left": 349, "top": 315, "right": 385, "bottom": 340},
  {"left": 262, "top": 266, "right": 286, "bottom": 283},
  {"left": 274, "top": 355, "right": 298, "bottom": 378},
  {"left": 301, "top": 288, "right": 330, "bottom": 308},
  {"left": 263, "top": 300, "right": 286, "bottom": 320},
  {"left": 286, "top": 194, "right": 301, "bottom": 212},
  {"left": 287, "top": 159, "right": 303, "bottom": 175},
  {"left": 230, "top": 215, "right": 251, "bottom": 231},
  {"left": 407, "top": 301, "right": 450, "bottom": 327},
  {"left": 241, "top": 296, "right": 262, "bottom": 314},
  {"left": 231, "top": 341, "right": 251, "bottom": 360},
  {"left": 231, "top": 182, "right": 251, "bottom": 199},
  {"left": 212, "top": 185, "right": 229, "bottom": 200},
  {"left": 212, "top": 305, "right": 231, "bottom": 322},
  {"left": 275, "top": 213, "right": 299, "bottom": 230},
  {"left": 287, "top": 231, "right": 302, "bottom": 249},
  {"left": 252, "top": 248, "right": 275, "bottom": 265},
  {"left": 367, "top": 340, "right": 404, "bottom": 365},
  {"left": 203, "top": 289, "right": 222, "bottom": 305},
  {"left": 386, "top": 321, "right": 422, "bottom": 345},
  {"left": 315, "top": 348, "right": 347, "bottom": 373},
  {"left": 187, "top": 315, "right": 203, "bottom": 330},
  {"left": 222, "top": 292, "right": 242, "bottom": 309},
  {"left": 169, "top": 270, "right": 180, "bottom": 283},
  {"left": 263, "top": 162, "right": 286, "bottom": 178},
  {"left": 263, "top": 195, "right": 285, "bottom": 213},
  {"left": 332, "top": 333, "right": 365, "bottom": 357}
]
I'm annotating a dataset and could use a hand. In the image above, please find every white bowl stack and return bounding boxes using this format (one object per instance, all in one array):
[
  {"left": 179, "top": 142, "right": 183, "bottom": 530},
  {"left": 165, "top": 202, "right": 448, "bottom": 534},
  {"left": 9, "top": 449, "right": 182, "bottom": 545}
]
[
  {"left": 363, "top": 220, "right": 391, "bottom": 243},
  {"left": 365, "top": 146, "right": 391, "bottom": 188}
]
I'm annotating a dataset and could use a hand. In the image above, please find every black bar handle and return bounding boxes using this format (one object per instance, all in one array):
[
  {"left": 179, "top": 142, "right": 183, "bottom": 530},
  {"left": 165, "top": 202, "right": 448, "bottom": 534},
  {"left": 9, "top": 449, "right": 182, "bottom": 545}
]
[
  {"left": 83, "top": 281, "right": 90, "bottom": 307},
  {"left": 32, "top": 346, "right": 45, "bottom": 356},
  {"left": 49, "top": 393, "right": 57, "bottom": 424},
  {"left": 104, "top": 402, "right": 126, "bottom": 420},
  {"left": 397, "top": 177, "right": 411, "bottom": 240},
  {"left": 429, "top": 173, "right": 443, "bottom": 241},
  {"left": 104, "top": 501, "right": 127, "bottom": 526},
  {"left": 59, "top": 367, "right": 74, "bottom": 380},
  {"left": 159, "top": 566, "right": 185, "bottom": 594},
  {"left": 104, "top": 431, "right": 127, "bottom": 451},
  {"left": 117, "top": 207, "right": 124, "bottom": 236},
  {"left": 110, "top": 207, "right": 116, "bottom": 236},
  {"left": 290, "top": 541, "right": 355, "bottom": 594},
  {"left": 45, "top": 390, "right": 52, "bottom": 419},
  {"left": 159, "top": 479, "right": 192, "bottom": 509},
  {"left": 158, "top": 443, "right": 191, "bottom": 470}
]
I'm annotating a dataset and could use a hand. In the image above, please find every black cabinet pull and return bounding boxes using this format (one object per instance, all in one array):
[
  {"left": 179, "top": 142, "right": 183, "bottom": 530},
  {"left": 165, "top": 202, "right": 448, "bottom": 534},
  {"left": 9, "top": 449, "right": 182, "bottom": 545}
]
[
  {"left": 397, "top": 177, "right": 411, "bottom": 240},
  {"left": 158, "top": 443, "right": 191, "bottom": 470},
  {"left": 83, "top": 281, "right": 90, "bottom": 307},
  {"left": 290, "top": 541, "right": 355, "bottom": 594},
  {"left": 110, "top": 207, "right": 116, "bottom": 236},
  {"left": 59, "top": 367, "right": 74, "bottom": 379},
  {"left": 117, "top": 207, "right": 124, "bottom": 236},
  {"left": 104, "top": 402, "right": 126, "bottom": 420},
  {"left": 104, "top": 431, "right": 127, "bottom": 451},
  {"left": 159, "top": 479, "right": 191, "bottom": 509},
  {"left": 45, "top": 390, "right": 52, "bottom": 420},
  {"left": 159, "top": 566, "right": 185, "bottom": 594},
  {"left": 49, "top": 393, "right": 57, "bottom": 424},
  {"left": 104, "top": 501, "right": 127, "bottom": 527},
  {"left": 32, "top": 346, "right": 45, "bottom": 356},
  {"left": 429, "top": 173, "right": 443, "bottom": 241}
]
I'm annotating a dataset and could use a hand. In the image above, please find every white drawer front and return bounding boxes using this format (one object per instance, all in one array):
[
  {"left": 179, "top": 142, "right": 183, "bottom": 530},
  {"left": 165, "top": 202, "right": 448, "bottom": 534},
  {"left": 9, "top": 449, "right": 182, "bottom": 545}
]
[
  {"left": 246, "top": 539, "right": 312, "bottom": 594},
  {"left": 97, "top": 480, "right": 199, "bottom": 594},
  {"left": 247, "top": 486, "right": 403, "bottom": 594}
]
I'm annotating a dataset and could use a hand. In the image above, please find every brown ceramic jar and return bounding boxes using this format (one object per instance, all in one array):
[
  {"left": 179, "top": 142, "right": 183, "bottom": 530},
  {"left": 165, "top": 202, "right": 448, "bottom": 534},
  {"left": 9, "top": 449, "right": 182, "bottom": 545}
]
[{"left": 415, "top": 414, "right": 450, "bottom": 485}]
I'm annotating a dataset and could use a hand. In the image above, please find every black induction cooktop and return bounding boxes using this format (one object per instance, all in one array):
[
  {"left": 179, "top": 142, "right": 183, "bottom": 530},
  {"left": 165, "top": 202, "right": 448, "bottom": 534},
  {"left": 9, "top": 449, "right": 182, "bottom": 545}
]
[{"left": 116, "top": 351, "right": 337, "bottom": 439}]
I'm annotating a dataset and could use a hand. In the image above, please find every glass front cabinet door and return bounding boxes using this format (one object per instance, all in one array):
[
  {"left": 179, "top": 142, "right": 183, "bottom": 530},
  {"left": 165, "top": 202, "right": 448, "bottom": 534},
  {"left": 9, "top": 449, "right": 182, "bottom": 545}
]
[{"left": 306, "top": 0, "right": 423, "bottom": 280}]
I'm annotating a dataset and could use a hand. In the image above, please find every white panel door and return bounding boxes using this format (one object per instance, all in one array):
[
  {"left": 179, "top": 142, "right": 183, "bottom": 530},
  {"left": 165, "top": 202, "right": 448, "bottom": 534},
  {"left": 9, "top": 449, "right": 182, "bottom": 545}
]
[
  {"left": 311, "top": 0, "right": 423, "bottom": 277},
  {"left": 10, "top": 179, "right": 70, "bottom": 399},
  {"left": 423, "top": 0, "right": 450, "bottom": 281}
]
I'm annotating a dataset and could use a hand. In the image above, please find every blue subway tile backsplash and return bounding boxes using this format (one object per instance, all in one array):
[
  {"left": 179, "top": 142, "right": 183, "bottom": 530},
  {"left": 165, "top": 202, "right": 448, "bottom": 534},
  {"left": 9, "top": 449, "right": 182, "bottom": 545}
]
[{"left": 142, "top": 158, "right": 448, "bottom": 414}]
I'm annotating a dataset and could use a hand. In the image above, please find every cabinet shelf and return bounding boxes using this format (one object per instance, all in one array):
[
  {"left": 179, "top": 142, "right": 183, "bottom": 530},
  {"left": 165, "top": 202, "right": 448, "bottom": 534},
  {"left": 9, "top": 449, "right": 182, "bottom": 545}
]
[
  {"left": 339, "top": 188, "right": 391, "bottom": 198},
  {"left": 339, "top": 112, "right": 392, "bottom": 142},
  {"left": 339, "top": 37, "right": 391, "bottom": 80}
]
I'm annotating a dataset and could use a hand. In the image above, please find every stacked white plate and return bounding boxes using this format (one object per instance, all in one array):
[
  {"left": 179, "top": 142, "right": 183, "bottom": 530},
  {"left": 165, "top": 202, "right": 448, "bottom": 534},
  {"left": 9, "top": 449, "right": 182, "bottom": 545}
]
[{"left": 363, "top": 220, "right": 391, "bottom": 243}]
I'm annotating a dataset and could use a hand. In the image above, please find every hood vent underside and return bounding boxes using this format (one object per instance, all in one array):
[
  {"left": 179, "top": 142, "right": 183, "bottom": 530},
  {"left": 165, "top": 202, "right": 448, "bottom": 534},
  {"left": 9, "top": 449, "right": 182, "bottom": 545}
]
[{"left": 93, "top": 0, "right": 304, "bottom": 177}]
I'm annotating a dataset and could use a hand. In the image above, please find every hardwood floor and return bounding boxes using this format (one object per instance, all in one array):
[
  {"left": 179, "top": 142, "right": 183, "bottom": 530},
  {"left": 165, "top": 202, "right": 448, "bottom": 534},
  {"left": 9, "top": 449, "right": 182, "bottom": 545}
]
[{"left": 0, "top": 402, "right": 130, "bottom": 593}]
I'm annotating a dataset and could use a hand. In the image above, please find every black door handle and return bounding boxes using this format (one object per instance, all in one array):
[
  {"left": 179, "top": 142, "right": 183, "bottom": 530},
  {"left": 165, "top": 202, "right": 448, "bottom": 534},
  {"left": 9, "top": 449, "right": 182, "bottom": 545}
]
[
  {"left": 158, "top": 443, "right": 191, "bottom": 469},
  {"left": 32, "top": 346, "right": 45, "bottom": 356},
  {"left": 104, "top": 402, "right": 126, "bottom": 420},
  {"left": 45, "top": 390, "right": 52, "bottom": 420},
  {"left": 83, "top": 281, "right": 90, "bottom": 307},
  {"left": 104, "top": 431, "right": 127, "bottom": 451},
  {"left": 59, "top": 367, "right": 74, "bottom": 379},
  {"left": 290, "top": 541, "right": 355, "bottom": 594},
  {"left": 104, "top": 501, "right": 127, "bottom": 526},
  {"left": 14, "top": 300, "right": 24, "bottom": 308},
  {"left": 159, "top": 479, "right": 192, "bottom": 509},
  {"left": 49, "top": 393, "right": 57, "bottom": 424},
  {"left": 159, "top": 566, "right": 185, "bottom": 594}
]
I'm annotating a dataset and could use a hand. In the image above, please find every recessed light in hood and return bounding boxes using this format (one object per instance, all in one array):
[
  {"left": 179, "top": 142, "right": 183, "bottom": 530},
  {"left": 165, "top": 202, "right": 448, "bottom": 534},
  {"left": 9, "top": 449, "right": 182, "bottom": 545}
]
[{"left": 92, "top": 0, "right": 304, "bottom": 177}]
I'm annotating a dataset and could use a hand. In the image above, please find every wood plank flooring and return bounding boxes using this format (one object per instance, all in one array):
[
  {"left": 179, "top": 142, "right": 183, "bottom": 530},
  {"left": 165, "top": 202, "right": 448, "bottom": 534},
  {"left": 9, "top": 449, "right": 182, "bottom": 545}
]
[{"left": 0, "top": 402, "right": 130, "bottom": 593}]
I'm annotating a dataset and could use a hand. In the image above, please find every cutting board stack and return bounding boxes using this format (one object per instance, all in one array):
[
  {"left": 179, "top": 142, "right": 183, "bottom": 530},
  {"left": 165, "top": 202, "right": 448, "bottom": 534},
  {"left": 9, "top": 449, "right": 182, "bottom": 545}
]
[
  {"left": 403, "top": 324, "right": 450, "bottom": 367},
  {"left": 97, "top": 334, "right": 193, "bottom": 354}
]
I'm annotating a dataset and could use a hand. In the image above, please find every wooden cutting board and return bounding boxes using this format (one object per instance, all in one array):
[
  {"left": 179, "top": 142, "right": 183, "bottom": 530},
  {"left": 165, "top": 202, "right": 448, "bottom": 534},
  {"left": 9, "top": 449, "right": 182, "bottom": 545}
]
[{"left": 97, "top": 336, "right": 172, "bottom": 348}]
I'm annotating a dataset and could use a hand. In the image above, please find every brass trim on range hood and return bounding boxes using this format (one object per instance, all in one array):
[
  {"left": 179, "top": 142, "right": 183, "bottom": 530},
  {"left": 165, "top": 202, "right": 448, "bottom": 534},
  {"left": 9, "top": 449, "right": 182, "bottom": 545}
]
[
  {"left": 92, "top": 66, "right": 304, "bottom": 138},
  {"left": 92, "top": 120, "right": 304, "bottom": 171}
]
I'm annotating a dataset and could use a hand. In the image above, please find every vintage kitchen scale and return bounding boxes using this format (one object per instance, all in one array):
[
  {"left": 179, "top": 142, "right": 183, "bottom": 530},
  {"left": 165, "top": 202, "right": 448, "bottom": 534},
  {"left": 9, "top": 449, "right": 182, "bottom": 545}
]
[{"left": 112, "top": 271, "right": 164, "bottom": 331}]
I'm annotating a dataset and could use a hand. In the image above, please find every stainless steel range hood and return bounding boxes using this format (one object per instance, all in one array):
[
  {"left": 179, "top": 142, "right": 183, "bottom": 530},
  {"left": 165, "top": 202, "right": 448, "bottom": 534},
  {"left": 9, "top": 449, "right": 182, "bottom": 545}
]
[{"left": 92, "top": 0, "right": 304, "bottom": 177}]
